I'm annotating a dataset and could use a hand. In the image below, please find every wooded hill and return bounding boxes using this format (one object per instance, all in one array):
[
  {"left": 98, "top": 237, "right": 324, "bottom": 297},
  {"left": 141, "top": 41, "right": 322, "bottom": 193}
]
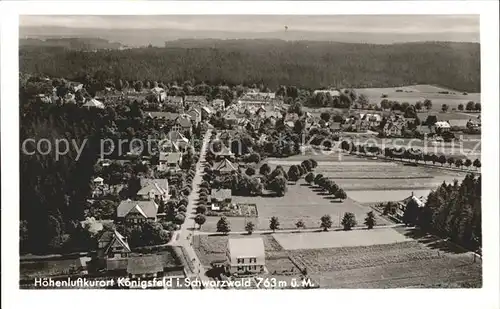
[{"left": 19, "top": 40, "right": 480, "bottom": 92}]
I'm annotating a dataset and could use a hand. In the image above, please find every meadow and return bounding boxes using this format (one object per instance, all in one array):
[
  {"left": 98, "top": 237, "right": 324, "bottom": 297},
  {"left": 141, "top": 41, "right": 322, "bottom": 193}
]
[
  {"left": 194, "top": 227, "right": 482, "bottom": 288},
  {"left": 200, "top": 178, "right": 390, "bottom": 232},
  {"left": 354, "top": 84, "right": 480, "bottom": 111}
]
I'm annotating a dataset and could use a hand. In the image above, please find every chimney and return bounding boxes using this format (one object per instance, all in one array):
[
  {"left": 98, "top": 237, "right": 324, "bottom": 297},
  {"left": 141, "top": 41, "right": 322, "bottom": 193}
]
[{"left": 411, "top": 191, "right": 414, "bottom": 197}]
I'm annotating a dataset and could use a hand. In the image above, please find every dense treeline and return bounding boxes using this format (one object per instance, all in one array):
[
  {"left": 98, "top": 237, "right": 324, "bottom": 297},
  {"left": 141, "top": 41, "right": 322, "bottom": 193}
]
[
  {"left": 403, "top": 174, "right": 481, "bottom": 251},
  {"left": 20, "top": 103, "right": 111, "bottom": 253},
  {"left": 20, "top": 40, "right": 480, "bottom": 92}
]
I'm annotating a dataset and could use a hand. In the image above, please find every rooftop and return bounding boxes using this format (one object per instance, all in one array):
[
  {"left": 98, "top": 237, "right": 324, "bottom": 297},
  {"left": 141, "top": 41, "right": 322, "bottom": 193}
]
[
  {"left": 117, "top": 200, "right": 158, "bottom": 218},
  {"left": 228, "top": 238, "right": 265, "bottom": 258}
]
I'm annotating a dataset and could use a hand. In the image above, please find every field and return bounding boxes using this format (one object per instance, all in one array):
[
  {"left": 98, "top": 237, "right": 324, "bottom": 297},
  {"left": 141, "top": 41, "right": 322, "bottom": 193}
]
[
  {"left": 273, "top": 228, "right": 410, "bottom": 250},
  {"left": 201, "top": 178, "right": 391, "bottom": 232},
  {"left": 194, "top": 227, "right": 482, "bottom": 288},
  {"left": 354, "top": 84, "right": 480, "bottom": 112},
  {"left": 290, "top": 228, "right": 482, "bottom": 288},
  {"left": 266, "top": 153, "right": 469, "bottom": 204}
]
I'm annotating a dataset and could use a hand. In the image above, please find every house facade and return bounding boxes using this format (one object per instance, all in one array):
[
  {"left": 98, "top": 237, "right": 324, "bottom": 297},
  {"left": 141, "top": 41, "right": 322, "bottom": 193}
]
[
  {"left": 158, "top": 152, "right": 182, "bottom": 172},
  {"left": 96, "top": 229, "right": 131, "bottom": 271},
  {"left": 137, "top": 178, "right": 170, "bottom": 202},
  {"left": 210, "top": 188, "right": 232, "bottom": 211},
  {"left": 226, "top": 238, "right": 265, "bottom": 275},
  {"left": 117, "top": 199, "right": 159, "bottom": 224}
]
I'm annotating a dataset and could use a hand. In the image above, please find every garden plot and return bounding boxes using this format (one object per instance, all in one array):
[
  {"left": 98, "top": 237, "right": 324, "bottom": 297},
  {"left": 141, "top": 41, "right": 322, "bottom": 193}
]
[
  {"left": 201, "top": 180, "right": 390, "bottom": 232},
  {"left": 273, "top": 228, "right": 410, "bottom": 250}
]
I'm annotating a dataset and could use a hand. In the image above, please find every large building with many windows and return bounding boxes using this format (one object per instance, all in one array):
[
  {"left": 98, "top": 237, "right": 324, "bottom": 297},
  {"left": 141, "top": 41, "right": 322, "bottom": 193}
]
[{"left": 226, "top": 238, "right": 265, "bottom": 275}]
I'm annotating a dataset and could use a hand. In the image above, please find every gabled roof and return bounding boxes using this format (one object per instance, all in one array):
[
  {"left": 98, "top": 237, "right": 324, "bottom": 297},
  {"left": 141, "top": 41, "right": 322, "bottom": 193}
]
[
  {"left": 117, "top": 200, "right": 158, "bottom": 218},
  {"left": 93, "top": 177, "right": 104, "bottom": 182},
  {"left": 184, "top": 95, "right": 208, "bottom": 104},
  {"left": 213, "top": 158, "right": 238, "bottom": 173},
  {"left": 137, "top": 178, "right": 169, "bottom": 196},
  {"left": 211, "top": 188, "right": 232, "bottom": 201},
  {"left": 218, "top": 144, "right": 234, "bottom": 157},
  {"left": 82, "top": 98, "right": 105, "bottom": 109},
  {"left": 201, "top": 106, "right": 215, "bottom": 114},
  {"left": 401, "top": 195, "right": 426, "bottom": 208},
  {"left": 147, "top": 112, "right": 179, "bottom": 121},
  {"left": 165, "top": 96, "right": 183, "bottom": 104},
  {"left": 176, "top": 116, "right": 192, "bottom": 128},
  {"left": 167, "top": 131, "right": 189, "bottom": 143},
  {"left": 159, "top": 152, "right": 182, "bottom": 164},
  {"left": 228, "top": 238, "right": 265, "bottom": 258},
  {"left": 151, "top": 86, "right": 165, "bottom": 94},
  {"left": 98, "top": 229, "right": 131, "bottom": 253}
]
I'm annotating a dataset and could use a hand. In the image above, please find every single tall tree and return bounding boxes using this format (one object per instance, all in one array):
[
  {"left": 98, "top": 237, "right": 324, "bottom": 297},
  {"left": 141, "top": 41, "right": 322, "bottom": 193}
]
[
  {"left": 295, "top": 219, "right": 306, "bottom": 229},
  {"left": 269, "top": 216, "right": 280, "bottom": 232},
  {"left": 245, "top": 221, "right": 255, "bottom": 235},
  {"left": 320, "top": 215, "right": 333, "bottom": 231},
  {"left": 216, "top": 217, "right": 231, "bottom": 234},
  {"left": 364, "top": 211, "right": 376, "bottom": 229},
  {"left": 195, "top": 214, "right": 206, "bottom": 230},
  {"left": 341, "top": 212, "right": 357, "bottom": 231}
]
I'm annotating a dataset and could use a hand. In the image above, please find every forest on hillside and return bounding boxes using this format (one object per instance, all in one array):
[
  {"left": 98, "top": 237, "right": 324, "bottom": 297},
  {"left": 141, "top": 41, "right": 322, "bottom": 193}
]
[{"left": 19, "top": 40, "right": 480, "bottom": 92}]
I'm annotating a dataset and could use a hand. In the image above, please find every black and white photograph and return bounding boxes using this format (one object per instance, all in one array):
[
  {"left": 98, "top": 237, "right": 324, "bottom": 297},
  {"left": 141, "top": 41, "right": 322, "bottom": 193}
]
[{"left": 1, "top": 1, "right": 499, "bottom": 309}]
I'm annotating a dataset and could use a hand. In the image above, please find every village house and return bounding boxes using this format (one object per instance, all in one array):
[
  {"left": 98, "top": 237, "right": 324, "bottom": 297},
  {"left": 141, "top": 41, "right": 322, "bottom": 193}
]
[
  {"left": 137, "top": 178, "right": 170, "bottom": 202},
  {"left": 82, "top": 98, "right": 105, "bottom": 109},
  {"left": 226, "top": 238, "right": 266, "bottom": 275},
  {"left": 224, "top": 110, "right": 239, "bottom": 126},
  {"left": 117, "top": 199, "right": 159, "bottom": 224},
  {"left": 146, "top": 112, "right": 179, "bottom": 125},
  {"left": 237, "top": 92, "right": 281, "bottom": 108},
  {"left": 313, "top": 89, "right": 341, "bottom": 99},
  {"left": 201, "top": 106, "right": 215, "bottom": 120},
  {"left": 217, "top": 144, "right": 235, "bottom": 160},
  {"left": 212, "top": 99, "right": 226, "bottom": 111},
  {"left": 158, "top": 152, "right": 183, "bottom": 172},
  {"left": 213, "top": 158, "right": 238, "bottom": 175},
  {"left": 166, "top": 130, "right": 190, "bottom": 150},
  {"left": 361, "top": 113, "right": 383, "bottom": 128},
  {"left": 184, "top": 95, "right": 208, "bottom": 107},
  {"left": 210, "top": 188, "right": 233, "bottom": 211},
  {"left": 165, "top": 96, "right": 184, "bottom": 106},
  {"left": 187, "top": 108, "right": 202, "bottom": 124},
  {"left": 93, "top": 176, "right": 104, "bottom": 187},
  {"left": 159, "top": 139, "right": 180, "bottom": 153},
  {"left": 434, "top": 121, "right": 451, "bottom": 133},
  {"left": 396, "top": 193, "right": 427, "bottom": 220},
  {"left": 150, "top": 86, "right": 167, "bottom": 102},
  {"left": 171, "top": 114, "right": 193, "bottom": 135},
  {"left": 96, "top": 229, "right": 131, "bottom": 271}
]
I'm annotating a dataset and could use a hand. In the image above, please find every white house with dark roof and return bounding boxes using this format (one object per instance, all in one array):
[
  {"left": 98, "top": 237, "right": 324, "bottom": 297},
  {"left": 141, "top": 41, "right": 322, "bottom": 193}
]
[
  {"left": 226, "top": 238, "right": 266, "bottom": 275},
  {"left": 158, "top": 152, "right": 182, "bottom": 172},
  {"left": 82, "top": 98, "right": 105, "bottom": 109},
  {"left": 117, "top": 199, "right": 159, "bottom": 224},
  {"left": 137, "top": 178, "right": 170, "bottom": 202},
  {"left": 210, "top": 188, "right": 232, "bottom": 211}
]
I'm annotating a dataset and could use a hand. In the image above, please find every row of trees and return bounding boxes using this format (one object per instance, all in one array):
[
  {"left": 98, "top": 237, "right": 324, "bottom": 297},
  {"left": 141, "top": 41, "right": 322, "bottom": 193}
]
[
  {"left": 339, "top": 141, "right": 482, "bottom": 171},
  {"left": 215, "top": 211, "right": 377, "bottom": 234}
]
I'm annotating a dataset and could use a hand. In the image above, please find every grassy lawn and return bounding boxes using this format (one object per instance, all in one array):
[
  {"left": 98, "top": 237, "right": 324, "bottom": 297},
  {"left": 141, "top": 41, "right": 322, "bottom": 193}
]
[
  {"left": 273, "top": 228, "right": 410, "bottom": 250},
  {"left": 354, "top": 85, "right": 480, "bottom": 111},
  {"left": 201, "top": 179, "right": 389, "bottom": 232}
]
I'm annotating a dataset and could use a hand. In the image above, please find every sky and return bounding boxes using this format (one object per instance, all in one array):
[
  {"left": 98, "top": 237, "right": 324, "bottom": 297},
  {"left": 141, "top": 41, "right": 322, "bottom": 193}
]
[{"left": 20, "top": 15, "right": 479, "bottom": 35}]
